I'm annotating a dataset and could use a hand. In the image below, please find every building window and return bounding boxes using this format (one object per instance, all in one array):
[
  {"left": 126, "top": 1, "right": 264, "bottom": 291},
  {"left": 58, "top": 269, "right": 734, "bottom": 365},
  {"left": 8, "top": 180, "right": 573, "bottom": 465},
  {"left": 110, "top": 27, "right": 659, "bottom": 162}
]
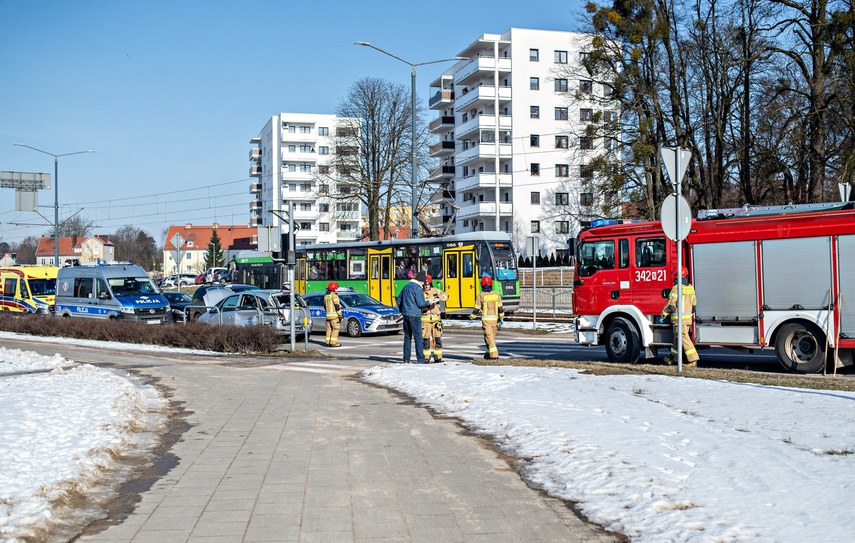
[
  {"left": 579, "top": 51, "right": 591, "bottom": 63},
  {"left": 529, "top": 48, "right": 539, "bottom": 61},
  {"left": 320, "top": 222, "right": 330, "bottom": 232},
  {"left": 554, "top": 79, "right": 568, "bottom": 92},
  {"left": 530, "top": 134, "right": 540, "bottom": 147},
  {"left": 604, "top": 110, "right": 618, "bottom": 122},
  {"left": 300, "top": 164, "right": 312, "bottom": 172},
  {"left": 318, "top": 203, "right": 329, "bottom": 212},
  {"left": 288, "top": 164, "right": 296, "bottom": 172},
  {"left": 555, "top": 165, "right": 570, "bottom": 177},
  {"left": 604, "top": 138, "right": 616, "bottom": 151},
  {"left": 288, "top": 145, "right": 296, "bottom": 152},
  {"left": 300, "top": 126, "right": 311, "bottom": 133},
  {"left": 603, "top": 84, "right": 614, "bottom": 98},
  {"left": 288, "top": 126, "right": 296, "bottom": 133},
  {"left": 531, "top": 221, "right": 541, "bottom": 233},
  {"left": 300, "top": 222, "right": 312, "bottom": 230},
  {"left": 531, "top": 163, "right": 540, "bottom": 176},
  {"left": 318, "top": 165, "right": 330, "bottom": 174},
  {"left": 580, "top": 108, "right": 594, "bottom": 122},
  {"left": 340, "top": 224, "right": 352, "bottom": 232},
  {"left": 299, "top": 202, "right": 311, "bottom": 211},
  {"left": 289, "top": 183, "right": 297, "bottom": 192},
  {"left": 581, "top": 192, "right": 594, "bottom": 206},
  {"left": 339, "top": 186, "right": 351, "bottom": 195},
  {"left": 557, "top": 221, "right": 570, "bottom": 234},
  {"left": 554, "top": 50, "right": 568, "bottom": 64},
  {"left": 319, "top": 184, "right": 329, "bottom": 194},
  {"left": 299, "top": 144, "right": 313, "bottom": 152},
  {"left": 319, "top": 146, "right": 329, "bottom": 155},
  {"left": 580, "top": 137, "right": 594, "bottom": 150},
  {"left": 300, "top": 183, "right": 311, "bottom": 191},
  {"left": 530, "top": 77, "right": 540, "bottom": 90},
  {"left": 556, "top": 192, "right": 570, "bottom": 205},
  {"left": 318, "top": 127, "right": 329, "bottom": 136},
  {"left": 555, "top": 135, "right": 569, "bottom": 149},
  {"left": 531, "top": 192, "right": 540, "bottom": 205},
  {"left": 530, "top": 106, "right": 540, "bottom": 118},
  {"left": 580, "top": 164, "right": 594, "bottom": 179},
  {"left": 580, "top": 80, "right": 593, "bottom": 93},
  {"left": 555, "top": 107, "right": 568, "bottom": 120}
]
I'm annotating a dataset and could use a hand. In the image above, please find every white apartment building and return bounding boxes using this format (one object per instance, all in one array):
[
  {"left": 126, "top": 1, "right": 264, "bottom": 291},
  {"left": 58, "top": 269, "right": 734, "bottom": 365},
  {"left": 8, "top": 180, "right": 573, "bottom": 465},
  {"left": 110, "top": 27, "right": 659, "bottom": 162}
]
[
  {"left": 250, "top": 113, "right": 361, "bottom": 247},
  {"left": 428, "top": 28, "right": 611, "bottom": 258}
]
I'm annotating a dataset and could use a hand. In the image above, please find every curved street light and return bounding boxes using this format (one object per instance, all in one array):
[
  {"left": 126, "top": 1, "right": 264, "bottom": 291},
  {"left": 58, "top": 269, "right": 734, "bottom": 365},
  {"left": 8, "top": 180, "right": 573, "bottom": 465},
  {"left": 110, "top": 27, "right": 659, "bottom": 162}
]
[
  {"left": 14, "top": 143, "right": 96, "bottom": 265},
  {"left": 355, "top": 42, "right": 466, "bottom": 239}
]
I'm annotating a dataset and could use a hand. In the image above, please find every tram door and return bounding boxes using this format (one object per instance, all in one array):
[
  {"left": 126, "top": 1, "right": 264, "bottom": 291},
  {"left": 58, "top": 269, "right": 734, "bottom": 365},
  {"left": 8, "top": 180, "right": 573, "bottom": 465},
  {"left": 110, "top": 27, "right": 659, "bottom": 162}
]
[
  {"left": 368, "top": 248, "right": 394, "bottom": 306},
  {"left": 294, "top": 258, "right": 307, "bottom": 294},
  {"left": 443, "top": 248, "right": 477, "bottom": 312}
]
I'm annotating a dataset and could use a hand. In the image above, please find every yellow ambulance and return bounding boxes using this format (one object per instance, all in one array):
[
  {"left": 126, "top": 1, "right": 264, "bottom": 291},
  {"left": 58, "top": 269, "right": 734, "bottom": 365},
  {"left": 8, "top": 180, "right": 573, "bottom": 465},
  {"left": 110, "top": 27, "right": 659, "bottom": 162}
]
[{"left": 0, "top": 266, "right": 59, "bottom": 314}]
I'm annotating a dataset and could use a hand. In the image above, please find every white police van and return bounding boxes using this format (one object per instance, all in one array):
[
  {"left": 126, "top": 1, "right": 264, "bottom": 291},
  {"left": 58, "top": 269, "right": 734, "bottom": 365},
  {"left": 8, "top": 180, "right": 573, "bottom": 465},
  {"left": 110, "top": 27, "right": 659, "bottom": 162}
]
[{"left": 55, "top": 262, "right": 170, "bottom": 324}]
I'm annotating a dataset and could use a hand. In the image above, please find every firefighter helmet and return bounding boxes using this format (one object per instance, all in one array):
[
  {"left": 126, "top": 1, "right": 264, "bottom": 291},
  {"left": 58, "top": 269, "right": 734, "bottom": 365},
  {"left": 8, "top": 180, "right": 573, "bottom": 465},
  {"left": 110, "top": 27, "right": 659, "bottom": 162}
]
[
  {"left": 481, "top": 276, "right": 493, "bottom": 287},
  {"left": 327, "top": 281, "right": 339, "bottom": 291},
  {"left": 673, "top": 266, "right": 688, "bottom": 278},
  {"left": 425, "top": 274, "right": 432, "bottom": 284}
]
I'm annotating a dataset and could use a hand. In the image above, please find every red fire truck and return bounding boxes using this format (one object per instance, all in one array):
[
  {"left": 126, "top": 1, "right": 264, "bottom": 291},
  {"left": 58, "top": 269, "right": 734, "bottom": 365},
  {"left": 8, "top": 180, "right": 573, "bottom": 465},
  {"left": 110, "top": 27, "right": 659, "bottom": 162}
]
[{"left": 572, "top": 202, "right": 855, "bottom": 373}]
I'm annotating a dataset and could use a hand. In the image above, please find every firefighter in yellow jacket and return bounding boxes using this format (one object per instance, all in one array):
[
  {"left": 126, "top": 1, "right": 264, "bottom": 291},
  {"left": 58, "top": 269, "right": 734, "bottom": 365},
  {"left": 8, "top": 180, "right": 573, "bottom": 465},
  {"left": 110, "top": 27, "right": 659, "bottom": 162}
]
[
  {"left": 324, "top": 281, "right": 343, "bottom": 347},
  {"left": 662, "top": 266, "right": 699, "bottom": 366},
  {"left": 470, "top": 276, "right": 504, "bottom": 360},
  {"left": 421, "top": 274, "right": 449, "bottom": 363}
]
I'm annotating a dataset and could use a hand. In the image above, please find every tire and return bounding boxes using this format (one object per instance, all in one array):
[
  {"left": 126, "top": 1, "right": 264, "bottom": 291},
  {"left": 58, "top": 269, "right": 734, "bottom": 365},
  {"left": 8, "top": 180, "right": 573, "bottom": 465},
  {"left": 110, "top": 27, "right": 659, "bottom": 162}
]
[
  {"left": 345, "top": 318, "right": 362, "bottom": 338},
  {"left": 604, "top": 317, "right": 641, "bottom": 364},
  {"left": 775, "top": 322, "right": 826, "bottom": 374}
]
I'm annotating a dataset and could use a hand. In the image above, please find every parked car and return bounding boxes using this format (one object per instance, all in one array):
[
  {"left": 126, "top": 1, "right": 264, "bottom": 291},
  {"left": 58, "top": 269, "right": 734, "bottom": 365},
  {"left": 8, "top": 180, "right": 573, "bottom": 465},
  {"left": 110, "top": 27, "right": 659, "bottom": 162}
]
[
  {"left": 302, "top": 289, "right": 403, "bottom": 338},
  {"left": 204, "top": 267, "right": 229, "bottom": 284},
  {"left": 194, "top": 273, "right": 205, "bottom": 285},
  {"left": 198, "top": 289, "right": 308, "bottom": 338},
  {"left": 187, "top": 283, "right": 260, "bottom": 320},
  {"left": 212, "top": 269, "right": 234, "bottom": 283},
  {"left": 161, "top": 274, "right": 198, "bottom": 288},
  {"left": 163, "top": 291, "right": 193, "bottom": 322}
]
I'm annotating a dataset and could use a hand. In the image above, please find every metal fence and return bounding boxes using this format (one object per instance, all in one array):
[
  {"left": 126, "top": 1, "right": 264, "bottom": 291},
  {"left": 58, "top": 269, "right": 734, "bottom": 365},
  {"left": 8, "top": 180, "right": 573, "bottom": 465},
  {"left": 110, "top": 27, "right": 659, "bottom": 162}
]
[{"left": 517, "top": 286, "right": 573, "bottom": 314}]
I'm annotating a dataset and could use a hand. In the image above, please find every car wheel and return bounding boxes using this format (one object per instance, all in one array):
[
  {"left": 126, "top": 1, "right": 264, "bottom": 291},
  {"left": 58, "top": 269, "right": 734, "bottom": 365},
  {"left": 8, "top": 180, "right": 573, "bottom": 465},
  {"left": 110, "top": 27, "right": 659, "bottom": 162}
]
[
  {"left": 775, "top": 322, "right": 826, "bottom": 374},
  {"left": 346, "top": 318, "right": 362, "bottom": 338},
  {"left": 604, "top": 317, "right": 641, "bottom": 364}
]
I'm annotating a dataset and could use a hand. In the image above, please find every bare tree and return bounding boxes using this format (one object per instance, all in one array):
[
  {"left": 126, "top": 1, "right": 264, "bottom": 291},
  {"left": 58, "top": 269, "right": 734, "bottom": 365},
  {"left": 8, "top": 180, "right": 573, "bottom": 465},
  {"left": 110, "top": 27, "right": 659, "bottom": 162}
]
[
  {"left": 12, "top": 236, "right": 39, "bottom": 264},
  {"left": 55, "top": 214, "right": 94, "bottom": 238},
  {"left": 113, "top": 225, "right": 159, "bottom": 270},
  {"left": 329, "top": 77, "right": 432, "bottom": 240}
]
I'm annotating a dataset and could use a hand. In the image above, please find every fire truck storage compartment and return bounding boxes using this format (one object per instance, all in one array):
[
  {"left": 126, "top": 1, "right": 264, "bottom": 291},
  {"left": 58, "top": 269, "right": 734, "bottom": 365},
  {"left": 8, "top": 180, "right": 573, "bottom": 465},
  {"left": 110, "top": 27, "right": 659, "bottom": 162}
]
[
  {"left": 692, "top": 241, "right": 758, "bottom": 344},
  {"left": 761, "top": 237, "right": 832, "bottom": 311},
  {"left": 839, "top": 235, "right": 855, "bottom": 338}
]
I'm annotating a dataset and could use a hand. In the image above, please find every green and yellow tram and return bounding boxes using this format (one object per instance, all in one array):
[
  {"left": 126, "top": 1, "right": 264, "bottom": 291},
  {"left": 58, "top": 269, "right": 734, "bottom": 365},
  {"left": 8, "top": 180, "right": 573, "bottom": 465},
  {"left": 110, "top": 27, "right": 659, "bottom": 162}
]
[{"left": 294, "top": 232, "right": 519, "bottom": 314}]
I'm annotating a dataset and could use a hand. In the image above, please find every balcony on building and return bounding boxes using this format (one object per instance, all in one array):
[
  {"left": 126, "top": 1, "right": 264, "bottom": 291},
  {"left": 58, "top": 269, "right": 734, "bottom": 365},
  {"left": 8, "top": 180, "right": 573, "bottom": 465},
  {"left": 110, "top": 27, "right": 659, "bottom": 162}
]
[
  {"left": 429, "top": 115, "right": 456, "bottom": 133},
  {"left": 250, "top": 201, "right": 262, "bottom": 212},
  {"left": 427, "top": 164, "right": 455, "bottom": 182},
  {"left": 457, "top": 172, "right": 512, "bottom": 193},
  {"left": 457, "top": 201, "right": 513, "bottom": 220},
  {"left": 250, "top": 217, "right": 262, "bottom": 227},
  {"left": 428, "top": 140, "right": 455, "bottom": 157},
  {"left": 456, "top": 113, "right": 512, "bottom": 140},
  {"left": 249, "top": 148, "right": 261, "bottom": 161},
  {"left": 429, "top": 75, "right": 456, "bottom": 110},
  {"left": 249, "top": 183, "right": 261, "bottom": 195},
  {"left": 281, "top": 148, "right": 317, "bottom": 163},
  {"left": 454, "top": 56, "right": 512, "bottom": 87},
  {"left": 454, "top": 84, "right": 512, "bottom": 113},
  {"left": 250, "top": 165, "right": 262, "bottom": 177},
  {"left": 455, "top": 142, "right": 513, "bottom": 165}
]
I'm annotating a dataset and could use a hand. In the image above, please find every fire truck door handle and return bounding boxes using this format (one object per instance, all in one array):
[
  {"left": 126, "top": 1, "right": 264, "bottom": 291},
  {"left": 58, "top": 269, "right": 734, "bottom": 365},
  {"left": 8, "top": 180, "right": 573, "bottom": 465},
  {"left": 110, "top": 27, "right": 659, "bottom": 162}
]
[
  {"left": 573, "top": 279, "right": 584, "bottom": 287},
  {"left": 662, "top": 288, "right": 670, "bottom": 298},
  {"left": 610, "top": 290, "right": 620, "bottom": 300}
]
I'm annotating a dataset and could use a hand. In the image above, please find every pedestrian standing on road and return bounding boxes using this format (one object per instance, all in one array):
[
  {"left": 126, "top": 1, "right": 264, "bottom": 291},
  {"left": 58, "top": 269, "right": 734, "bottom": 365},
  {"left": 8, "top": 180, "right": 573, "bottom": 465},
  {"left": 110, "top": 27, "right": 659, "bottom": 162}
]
[
  {"left": 398, "top": 271, "right": 434, "bottom": 363},
  {"left": 421, "top": 274, "right": 449, "bottom": 363},
  {"left": 470, "top": 276, "right": 504, "bottom": 360},
  {"left": 324, "top": 281, "right": 343, "bottom": 347},
  {"left": 661, "top": 266, "right": 699, "bottom": 367}
]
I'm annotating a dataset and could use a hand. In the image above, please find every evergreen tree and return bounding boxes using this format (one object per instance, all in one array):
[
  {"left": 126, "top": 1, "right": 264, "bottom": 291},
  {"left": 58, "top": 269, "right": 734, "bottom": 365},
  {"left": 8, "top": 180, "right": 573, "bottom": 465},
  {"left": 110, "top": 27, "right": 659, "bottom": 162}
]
[{"left": 204, "top": 229, "right": 225, "bottom": 267}]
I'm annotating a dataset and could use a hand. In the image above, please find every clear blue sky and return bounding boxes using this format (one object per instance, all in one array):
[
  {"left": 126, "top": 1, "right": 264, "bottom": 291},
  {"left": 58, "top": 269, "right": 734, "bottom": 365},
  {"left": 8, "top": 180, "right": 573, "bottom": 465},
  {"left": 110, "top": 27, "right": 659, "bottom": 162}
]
[{"left": 0, "top": 0, "right": 586, "bottom": 246}]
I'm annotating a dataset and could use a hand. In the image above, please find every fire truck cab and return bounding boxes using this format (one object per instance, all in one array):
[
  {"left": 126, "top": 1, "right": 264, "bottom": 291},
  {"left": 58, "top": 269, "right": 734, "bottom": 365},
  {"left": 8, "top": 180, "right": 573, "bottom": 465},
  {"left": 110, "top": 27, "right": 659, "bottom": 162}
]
[{"left": 573, "top": 203, "right": 855, "bottom": 373}]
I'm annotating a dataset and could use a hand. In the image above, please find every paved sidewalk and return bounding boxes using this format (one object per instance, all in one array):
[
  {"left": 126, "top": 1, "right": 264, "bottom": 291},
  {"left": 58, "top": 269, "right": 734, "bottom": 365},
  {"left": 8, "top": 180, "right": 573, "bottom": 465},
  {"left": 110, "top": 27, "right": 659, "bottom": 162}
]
[{"left": 70, "top": 353, "right": 617, "bottom": 543}]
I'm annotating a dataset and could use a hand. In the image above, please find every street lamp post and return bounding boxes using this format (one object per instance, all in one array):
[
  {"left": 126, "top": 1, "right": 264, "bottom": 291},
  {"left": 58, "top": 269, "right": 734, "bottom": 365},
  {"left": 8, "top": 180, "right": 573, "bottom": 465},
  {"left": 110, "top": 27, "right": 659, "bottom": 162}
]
[
  {"left": 355, "top": 42, "right": 465, "bottom": 239},
  {"left": 14, "top": 144, "right": 96, "bottom": 265}
]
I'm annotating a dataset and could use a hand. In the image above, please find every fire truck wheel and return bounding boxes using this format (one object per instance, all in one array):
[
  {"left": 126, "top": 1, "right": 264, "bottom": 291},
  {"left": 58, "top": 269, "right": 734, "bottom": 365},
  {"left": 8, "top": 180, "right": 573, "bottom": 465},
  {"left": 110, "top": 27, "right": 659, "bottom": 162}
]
[
  {"left": 605, "top": 317, "right": 641, "bottom": 364},
  {"left": 775, "top": 322, "right": 826, "bottom": 374}
]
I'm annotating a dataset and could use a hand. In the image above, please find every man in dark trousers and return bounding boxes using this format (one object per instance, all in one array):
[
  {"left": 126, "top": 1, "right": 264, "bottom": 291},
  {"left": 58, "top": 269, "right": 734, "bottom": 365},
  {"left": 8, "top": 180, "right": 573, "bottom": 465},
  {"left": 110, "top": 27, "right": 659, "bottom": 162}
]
[{"left": 398, "top": 271, "right": 435, "bottom": 363}]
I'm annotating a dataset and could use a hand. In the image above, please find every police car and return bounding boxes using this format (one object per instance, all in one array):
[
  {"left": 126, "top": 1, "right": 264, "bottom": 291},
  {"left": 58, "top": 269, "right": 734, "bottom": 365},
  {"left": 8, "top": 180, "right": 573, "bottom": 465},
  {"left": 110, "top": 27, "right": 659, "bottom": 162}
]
[{"left": 302, "top": 288, "right": 403, "bottom": 337}]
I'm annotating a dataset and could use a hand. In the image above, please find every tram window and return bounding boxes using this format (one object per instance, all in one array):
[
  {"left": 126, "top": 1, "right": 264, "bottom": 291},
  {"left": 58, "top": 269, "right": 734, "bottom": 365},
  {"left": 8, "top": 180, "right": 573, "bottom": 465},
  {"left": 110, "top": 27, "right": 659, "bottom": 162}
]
[
  {"left": 463, "top": 254, "right": 474, "bottom": 278},
  {"left": 478, "top": 247, "right": 493, "bottom": 278},
  {"left": 446, "top": 254, "right": 458, "bottom": 278},
  {"left": 427, "top": 258, "right": 442, "bottom": 279},
  {"left": 371, "top": 258, "right": 380, "bottom": 280},
  {"left": 382, "top": 258, "right": 391, "bottom": 279},
  {"left": 396, "top": 261, "right": 408, "bottom": 279}
]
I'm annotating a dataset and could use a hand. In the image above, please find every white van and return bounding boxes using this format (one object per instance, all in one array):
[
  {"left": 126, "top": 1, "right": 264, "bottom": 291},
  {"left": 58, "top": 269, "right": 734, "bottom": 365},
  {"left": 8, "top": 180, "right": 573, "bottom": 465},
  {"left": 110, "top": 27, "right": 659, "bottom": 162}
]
[
  {"left": 204, "top": 267, "right": 228, "bottom": 284},
  {"left": 55, "top": 263, "right": 170, "bottom": 324}
]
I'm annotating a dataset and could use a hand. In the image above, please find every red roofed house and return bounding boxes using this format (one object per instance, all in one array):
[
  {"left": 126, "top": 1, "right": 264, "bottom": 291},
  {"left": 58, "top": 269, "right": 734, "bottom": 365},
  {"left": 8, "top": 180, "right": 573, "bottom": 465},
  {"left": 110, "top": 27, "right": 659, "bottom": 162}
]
[
  {"left": 36, "top": 235, "right": 115, "bottom": 266},
  {"left": 162, "top": 223, "right": 257, "bottom": 275}
]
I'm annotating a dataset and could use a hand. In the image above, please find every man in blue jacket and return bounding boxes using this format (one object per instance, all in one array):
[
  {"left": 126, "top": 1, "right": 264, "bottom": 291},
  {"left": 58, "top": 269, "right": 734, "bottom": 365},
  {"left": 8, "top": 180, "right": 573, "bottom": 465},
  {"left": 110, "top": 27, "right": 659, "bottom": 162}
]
[{"left": 398, "top": 271, "right": 436, "bottom": 363}]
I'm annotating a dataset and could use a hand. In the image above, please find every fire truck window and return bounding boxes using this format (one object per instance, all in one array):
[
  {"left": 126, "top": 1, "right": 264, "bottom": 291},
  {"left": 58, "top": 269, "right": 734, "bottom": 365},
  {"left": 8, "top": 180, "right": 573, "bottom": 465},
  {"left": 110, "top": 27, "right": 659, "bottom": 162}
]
[
  {"left": 636, "top": 238, "right": 667, "bottom": 268},
  {"left": 579, "top": 240, "right": 615, "bottom": 276},
  {"left": 619, "top": 239, "right": 629, "bottom": 268}
]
